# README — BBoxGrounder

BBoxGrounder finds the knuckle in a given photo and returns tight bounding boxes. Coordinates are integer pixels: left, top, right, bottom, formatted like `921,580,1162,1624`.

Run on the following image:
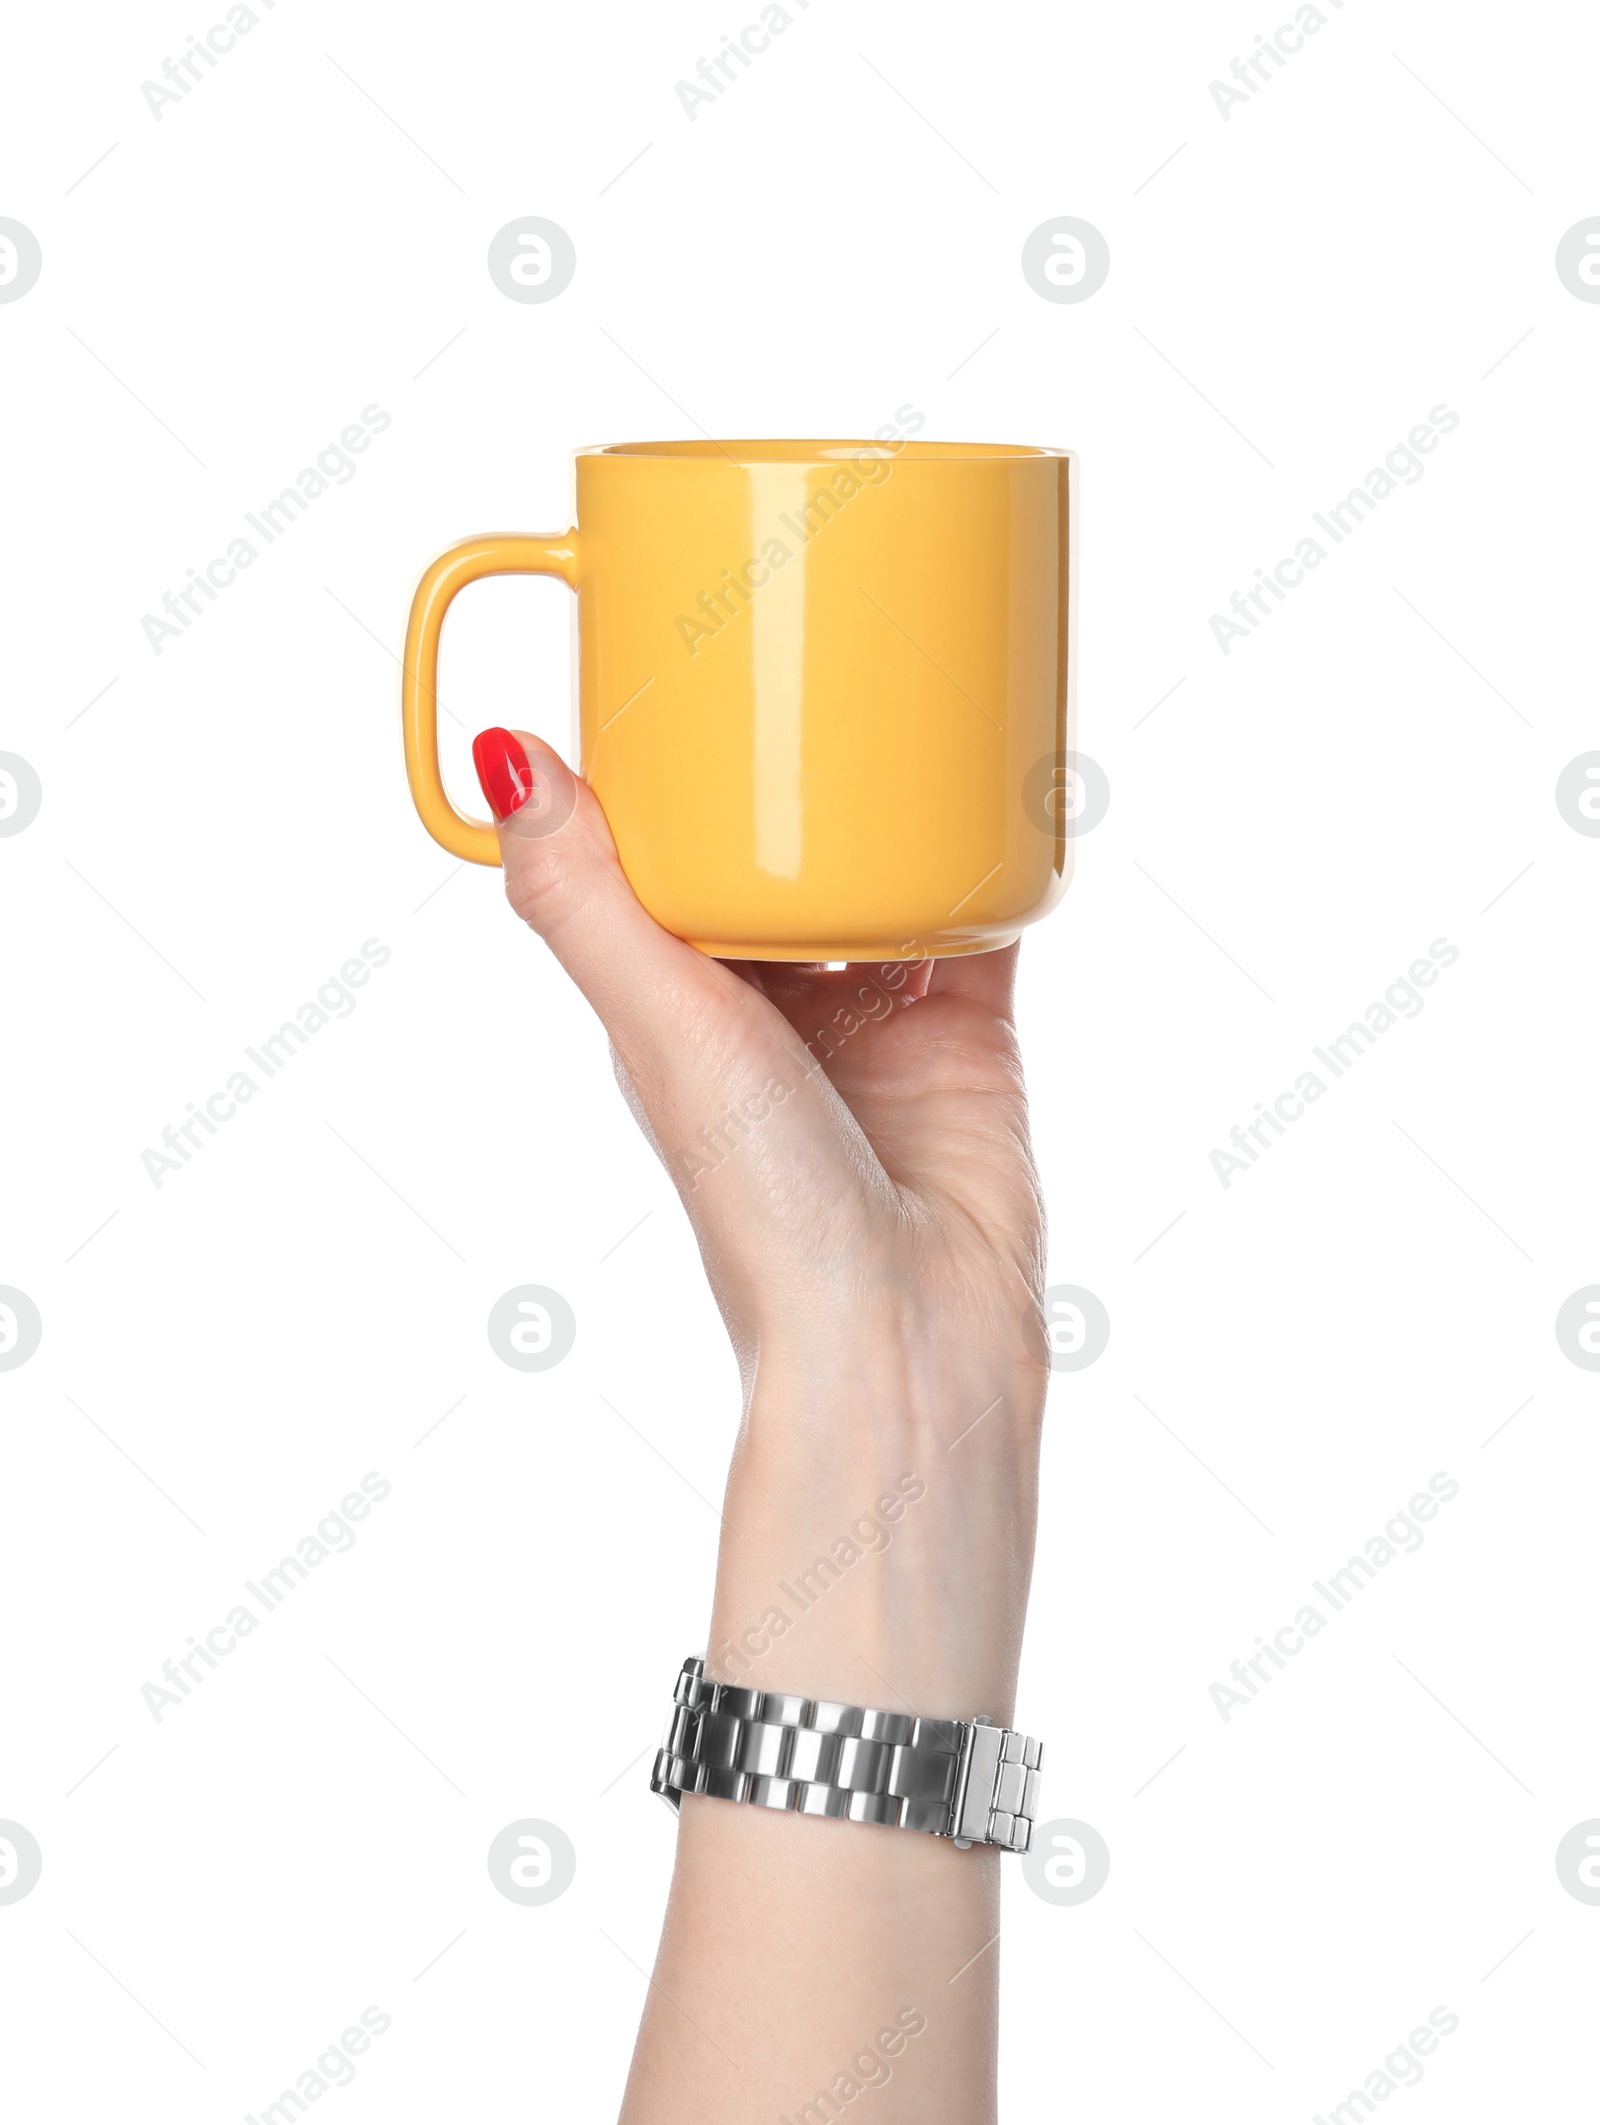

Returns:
502,840,580,933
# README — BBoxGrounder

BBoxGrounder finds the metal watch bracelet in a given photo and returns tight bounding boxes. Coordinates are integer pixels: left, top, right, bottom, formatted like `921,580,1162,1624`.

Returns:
651,1656,1043,1853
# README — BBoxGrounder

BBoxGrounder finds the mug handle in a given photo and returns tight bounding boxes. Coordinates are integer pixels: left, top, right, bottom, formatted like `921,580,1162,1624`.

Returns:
401,533,581,865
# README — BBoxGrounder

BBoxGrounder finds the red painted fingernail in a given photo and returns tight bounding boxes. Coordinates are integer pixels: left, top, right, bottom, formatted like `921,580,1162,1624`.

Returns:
472,727,533,821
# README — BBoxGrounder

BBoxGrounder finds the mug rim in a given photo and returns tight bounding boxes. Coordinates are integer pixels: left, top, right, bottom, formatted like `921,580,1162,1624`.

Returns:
577,438,1070,463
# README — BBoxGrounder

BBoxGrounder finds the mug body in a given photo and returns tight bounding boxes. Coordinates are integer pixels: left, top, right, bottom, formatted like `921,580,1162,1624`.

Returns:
572,439,1073,960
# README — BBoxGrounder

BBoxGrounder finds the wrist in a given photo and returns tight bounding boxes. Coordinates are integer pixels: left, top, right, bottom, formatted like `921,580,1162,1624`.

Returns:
703,1353,1044,1722
740,1281,1049,1416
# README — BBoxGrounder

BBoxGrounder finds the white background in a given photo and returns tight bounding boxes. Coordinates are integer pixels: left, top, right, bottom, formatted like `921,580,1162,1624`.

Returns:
3,0,1598,2118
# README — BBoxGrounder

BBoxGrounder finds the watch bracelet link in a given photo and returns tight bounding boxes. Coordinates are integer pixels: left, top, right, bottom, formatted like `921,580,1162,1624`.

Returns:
650,1656,1042,1853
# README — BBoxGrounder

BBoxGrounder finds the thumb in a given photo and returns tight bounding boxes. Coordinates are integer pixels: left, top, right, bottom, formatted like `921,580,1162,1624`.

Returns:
471,721,725,1023
472,722,632,950
470,725,804,1146
471,726,898,1317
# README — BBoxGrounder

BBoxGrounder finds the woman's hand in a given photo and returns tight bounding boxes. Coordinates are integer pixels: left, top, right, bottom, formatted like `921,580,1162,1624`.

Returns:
473,724,1049,2122
474,723,1049,1712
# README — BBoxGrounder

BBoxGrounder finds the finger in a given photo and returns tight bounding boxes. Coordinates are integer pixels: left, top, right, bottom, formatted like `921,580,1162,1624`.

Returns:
471,728,864,1214
929,939,1019,1016
741,959,932,1052
472,724,756,1089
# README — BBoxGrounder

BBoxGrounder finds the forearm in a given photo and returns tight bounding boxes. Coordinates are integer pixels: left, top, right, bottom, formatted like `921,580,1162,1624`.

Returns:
619,1342,1045,2123
622,1801,999,2123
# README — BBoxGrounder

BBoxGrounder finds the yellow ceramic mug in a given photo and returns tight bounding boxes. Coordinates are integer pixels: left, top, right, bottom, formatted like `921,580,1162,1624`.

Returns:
402,438,1076,960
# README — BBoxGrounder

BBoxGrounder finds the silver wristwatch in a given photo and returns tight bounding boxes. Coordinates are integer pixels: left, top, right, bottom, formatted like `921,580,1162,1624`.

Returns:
651,1656,1043,1853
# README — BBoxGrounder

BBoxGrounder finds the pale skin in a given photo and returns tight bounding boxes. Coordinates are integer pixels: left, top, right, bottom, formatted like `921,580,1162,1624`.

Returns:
478,731,1049,2123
